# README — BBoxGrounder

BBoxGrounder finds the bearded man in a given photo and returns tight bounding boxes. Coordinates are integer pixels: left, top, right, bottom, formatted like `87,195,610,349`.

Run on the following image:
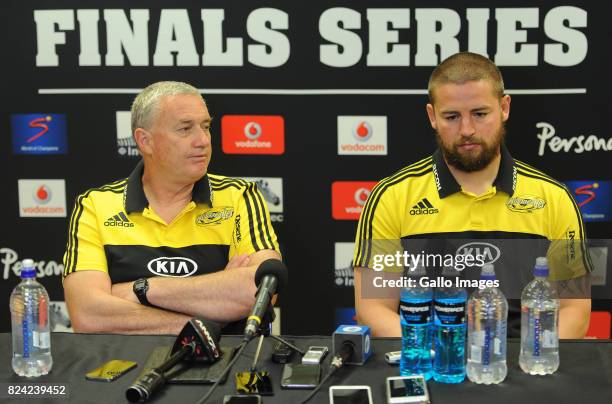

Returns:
352,52,591,338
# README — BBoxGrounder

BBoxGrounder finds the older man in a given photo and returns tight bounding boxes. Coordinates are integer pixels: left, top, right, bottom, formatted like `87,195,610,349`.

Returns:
353,52,591,338
63,81,281,334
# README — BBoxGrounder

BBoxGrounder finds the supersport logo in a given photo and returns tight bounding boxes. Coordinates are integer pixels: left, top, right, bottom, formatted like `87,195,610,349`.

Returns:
27,116,52,143
574,182,598,207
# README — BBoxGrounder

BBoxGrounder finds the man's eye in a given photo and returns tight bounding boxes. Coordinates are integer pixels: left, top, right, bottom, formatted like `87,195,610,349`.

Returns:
445,115,458,121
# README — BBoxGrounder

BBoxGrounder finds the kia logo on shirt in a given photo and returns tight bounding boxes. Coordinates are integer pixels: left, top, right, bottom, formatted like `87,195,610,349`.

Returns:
222,115,284,155
565,181,612,222
332,181,377,220
338,116,387,155
147,257,198,277
11,114,68,155
18,179,67,217
456,242,501,265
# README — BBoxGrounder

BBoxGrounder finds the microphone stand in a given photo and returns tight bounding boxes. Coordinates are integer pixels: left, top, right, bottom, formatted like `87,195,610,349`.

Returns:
196,308,304,404
248,306,306,356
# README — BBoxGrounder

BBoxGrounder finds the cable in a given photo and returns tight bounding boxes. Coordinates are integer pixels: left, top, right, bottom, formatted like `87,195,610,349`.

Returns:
298,365,339,404
194,339,250,404
297,342,355,404
268,334,306,356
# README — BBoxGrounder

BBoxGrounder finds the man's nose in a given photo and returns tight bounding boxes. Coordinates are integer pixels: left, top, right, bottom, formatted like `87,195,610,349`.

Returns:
193,126,211,147
460,116,476,137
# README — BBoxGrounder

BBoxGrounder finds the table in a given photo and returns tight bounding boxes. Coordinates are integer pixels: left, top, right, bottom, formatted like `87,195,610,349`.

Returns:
1,333,611,403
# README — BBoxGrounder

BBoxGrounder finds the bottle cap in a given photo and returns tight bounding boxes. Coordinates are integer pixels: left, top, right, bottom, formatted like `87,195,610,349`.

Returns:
20,259,36,279
480,263,496,280
407,263,426,276
534,256,549,277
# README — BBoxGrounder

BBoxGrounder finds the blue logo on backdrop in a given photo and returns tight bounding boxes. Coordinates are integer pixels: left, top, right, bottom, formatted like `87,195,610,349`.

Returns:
565,181,611,222
11,114,67,154
334,308,357,328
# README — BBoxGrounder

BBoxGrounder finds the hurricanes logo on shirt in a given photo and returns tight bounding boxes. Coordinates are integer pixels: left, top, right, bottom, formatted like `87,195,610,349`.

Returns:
506,195,546,213
196,207,234,226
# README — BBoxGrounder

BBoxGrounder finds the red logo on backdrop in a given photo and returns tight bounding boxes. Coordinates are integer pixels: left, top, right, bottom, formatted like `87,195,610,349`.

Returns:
332,181,378,220
575,182,598,207
221,115,284,155
33,185,52,204
353,121,373,142
27,116,52,143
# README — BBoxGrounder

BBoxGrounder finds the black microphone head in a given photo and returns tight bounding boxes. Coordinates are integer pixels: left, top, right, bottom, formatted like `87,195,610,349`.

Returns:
172,318,222,363
254,259,288,294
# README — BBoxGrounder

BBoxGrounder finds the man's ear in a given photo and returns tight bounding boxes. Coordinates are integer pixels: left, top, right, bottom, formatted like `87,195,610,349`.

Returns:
134,128,152,154
500,94,511,122
426,103,437,130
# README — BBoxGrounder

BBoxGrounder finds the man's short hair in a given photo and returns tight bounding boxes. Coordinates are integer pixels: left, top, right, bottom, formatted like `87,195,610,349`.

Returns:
131,81,203,133
427,52,505,104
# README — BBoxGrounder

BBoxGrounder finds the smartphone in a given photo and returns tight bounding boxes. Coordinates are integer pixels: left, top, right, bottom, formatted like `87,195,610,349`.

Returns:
223,395,262,404
385,351,401,365
329,385,373,404
235,370,273,395
386,375,430,403
301,346,329,365
85,360,137,382
280,363,321,389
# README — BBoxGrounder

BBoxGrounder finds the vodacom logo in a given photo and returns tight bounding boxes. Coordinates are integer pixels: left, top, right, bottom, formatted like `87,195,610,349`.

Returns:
353,121,373,142
33,185,52,204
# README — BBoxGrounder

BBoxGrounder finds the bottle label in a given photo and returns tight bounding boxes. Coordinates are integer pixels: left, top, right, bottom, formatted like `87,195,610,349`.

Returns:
434,301,465,325
470,345,482,363
542,330,558,348
33,331,50,349
533,309,541,356
400,300,432,324
471,328,498,365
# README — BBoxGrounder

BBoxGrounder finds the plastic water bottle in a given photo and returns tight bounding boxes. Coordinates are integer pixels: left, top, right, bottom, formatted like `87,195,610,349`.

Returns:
466,264,508,384
433,268,467,383
519,257,559,375
400,265,433,379
10,259,53,377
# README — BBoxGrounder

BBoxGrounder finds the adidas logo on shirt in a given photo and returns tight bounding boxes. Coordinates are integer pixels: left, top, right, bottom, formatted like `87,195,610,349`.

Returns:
104,211,134,227
409,198,439,215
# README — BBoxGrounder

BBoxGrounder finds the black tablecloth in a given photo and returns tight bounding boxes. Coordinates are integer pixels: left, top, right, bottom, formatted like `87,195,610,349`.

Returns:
1,333,611,403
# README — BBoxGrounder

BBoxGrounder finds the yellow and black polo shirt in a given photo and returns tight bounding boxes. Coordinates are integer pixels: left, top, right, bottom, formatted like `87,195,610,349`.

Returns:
353,144,592,281
63,160,279,284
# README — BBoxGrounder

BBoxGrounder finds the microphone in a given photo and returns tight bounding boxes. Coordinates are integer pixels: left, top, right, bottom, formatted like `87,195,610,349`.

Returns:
126,318,221,403
332,325,373,366
243,259,288,341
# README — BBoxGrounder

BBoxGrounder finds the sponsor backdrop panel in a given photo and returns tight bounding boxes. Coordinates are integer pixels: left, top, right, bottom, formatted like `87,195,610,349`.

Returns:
1,1,611,335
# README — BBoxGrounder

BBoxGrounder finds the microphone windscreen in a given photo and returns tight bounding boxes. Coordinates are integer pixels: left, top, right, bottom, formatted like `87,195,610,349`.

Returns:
173,317,222,362
254,259,288,293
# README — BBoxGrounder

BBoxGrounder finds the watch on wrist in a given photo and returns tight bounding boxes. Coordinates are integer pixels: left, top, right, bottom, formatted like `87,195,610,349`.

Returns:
133,278,150,306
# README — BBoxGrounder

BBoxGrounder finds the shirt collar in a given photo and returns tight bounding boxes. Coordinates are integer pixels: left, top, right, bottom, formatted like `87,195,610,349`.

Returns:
432,143,516,199
124,160,212,213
